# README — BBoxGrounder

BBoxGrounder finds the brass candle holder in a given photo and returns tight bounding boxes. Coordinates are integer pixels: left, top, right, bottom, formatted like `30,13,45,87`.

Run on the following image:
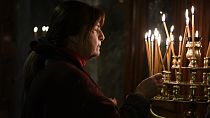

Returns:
186,37,202,68
190,71,197,84
189,85,197,101
207,73,210,85
176,55,181,68
203,72,207,85
161,84,169,100
173,85,180,100
162,70,171,82
204,57,210,68
204,86,208,99
208,87,210,102
176,71,182,83
172,55,177,68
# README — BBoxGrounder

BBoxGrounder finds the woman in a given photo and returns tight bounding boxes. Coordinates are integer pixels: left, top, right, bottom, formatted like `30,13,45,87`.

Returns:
21,1,163,118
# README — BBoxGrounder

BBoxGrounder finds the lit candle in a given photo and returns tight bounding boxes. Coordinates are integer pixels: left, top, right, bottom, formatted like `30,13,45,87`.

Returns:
145,32,151,76
162,14,170,39
178,35,182,56
148,30,152,53
195,30,198,38
151,34,155,75
191,6,195,37
185,9,191,37
33,26,38,40
191,6,195,57
179,28,188,72
148,30,152,73
166,39,170,71
170,25,175,56
154,28,159,74
46,26,49,32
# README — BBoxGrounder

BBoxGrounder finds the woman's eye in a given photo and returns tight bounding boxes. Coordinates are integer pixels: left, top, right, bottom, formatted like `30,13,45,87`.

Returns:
93,27,100,32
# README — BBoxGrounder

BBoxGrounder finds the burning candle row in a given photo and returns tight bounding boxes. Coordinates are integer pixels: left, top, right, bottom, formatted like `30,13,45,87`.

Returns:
144,6,207,75
145,29,165,76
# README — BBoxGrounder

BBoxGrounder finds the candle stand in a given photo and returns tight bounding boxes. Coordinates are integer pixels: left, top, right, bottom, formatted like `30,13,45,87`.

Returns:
150,37,210,118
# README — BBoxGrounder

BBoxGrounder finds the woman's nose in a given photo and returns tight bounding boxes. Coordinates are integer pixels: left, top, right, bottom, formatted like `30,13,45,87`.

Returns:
99,30,105,41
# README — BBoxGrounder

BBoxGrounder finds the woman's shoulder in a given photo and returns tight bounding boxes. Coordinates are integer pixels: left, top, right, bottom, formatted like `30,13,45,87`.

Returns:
46,60,84,74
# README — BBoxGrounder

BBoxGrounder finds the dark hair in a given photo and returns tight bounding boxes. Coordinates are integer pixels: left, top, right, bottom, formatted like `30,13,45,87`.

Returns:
45,0,105,47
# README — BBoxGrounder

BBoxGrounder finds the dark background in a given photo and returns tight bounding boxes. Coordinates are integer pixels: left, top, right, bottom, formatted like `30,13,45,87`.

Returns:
0,0,209,118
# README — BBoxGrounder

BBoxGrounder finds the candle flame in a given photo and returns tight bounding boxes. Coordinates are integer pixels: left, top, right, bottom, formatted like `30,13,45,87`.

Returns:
185,9,189,18
162,14,166,22
148,30,152,38
191,6,194,14
154,28,159,38
145,32,148,39
195,30,198,37
46,26,49,32
34,26,38,33
179,35,182,42
170,25,174,32
42,26,46,31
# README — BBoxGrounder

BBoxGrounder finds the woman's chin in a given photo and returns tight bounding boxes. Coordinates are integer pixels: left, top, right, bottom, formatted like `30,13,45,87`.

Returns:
89,52,100,59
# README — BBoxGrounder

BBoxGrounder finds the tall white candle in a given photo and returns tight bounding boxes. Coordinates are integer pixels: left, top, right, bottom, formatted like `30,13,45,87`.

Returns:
178,35,182,56
185,9,191,37
148,30,152,73
191,6,195,57
154,28,159,74
170,25,175,56
162,14,170,39
145,32,151,76
151,35,155,75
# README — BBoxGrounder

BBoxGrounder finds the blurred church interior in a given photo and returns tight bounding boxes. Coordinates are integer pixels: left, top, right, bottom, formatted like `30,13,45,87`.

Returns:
0,0,209,118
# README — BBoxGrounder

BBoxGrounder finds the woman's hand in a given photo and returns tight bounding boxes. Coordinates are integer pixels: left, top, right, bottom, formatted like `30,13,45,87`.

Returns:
135,73,164,100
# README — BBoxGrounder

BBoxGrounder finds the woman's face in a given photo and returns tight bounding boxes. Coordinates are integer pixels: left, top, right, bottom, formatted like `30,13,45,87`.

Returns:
83,19,105,59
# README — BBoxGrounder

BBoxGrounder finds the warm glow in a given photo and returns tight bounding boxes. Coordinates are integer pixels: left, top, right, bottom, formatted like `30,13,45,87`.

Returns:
170,25,174,33
148,30,152,38
46,26,49,32
195,30,199,37
179,35,182,42
162,14,166,22
154,28,159,38
185,9,189,18
151,34,155,42
191,6,194,14
145,32,148,40
42,26,46,31
34,26,38,33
